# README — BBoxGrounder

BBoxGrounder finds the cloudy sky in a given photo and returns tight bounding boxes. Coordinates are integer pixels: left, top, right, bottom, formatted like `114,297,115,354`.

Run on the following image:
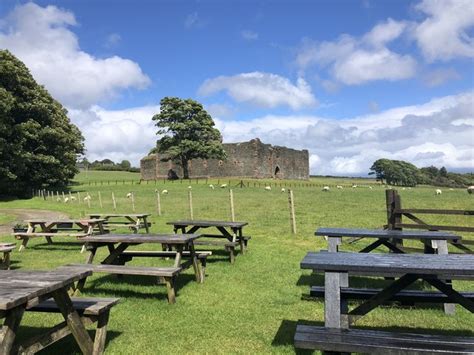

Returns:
0,0,473,175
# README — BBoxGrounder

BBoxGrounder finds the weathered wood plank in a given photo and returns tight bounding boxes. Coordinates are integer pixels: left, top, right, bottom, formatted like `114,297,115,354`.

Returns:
315,227,460,240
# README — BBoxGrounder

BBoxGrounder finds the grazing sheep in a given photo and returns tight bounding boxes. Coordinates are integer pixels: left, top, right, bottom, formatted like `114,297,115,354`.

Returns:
336,185,343,189
402,187,406,191
70,196,76,201
161,189,168,195
126,192,132,198
265,186,271,191
467,186,474,194
436,189,442,195
352,185,357,188
56,197,62,202
83,195,91,201
209,184,215,189
449,188,454,191
188,186,192,189
368,186,373,190
220,184,227,188
322,186,330,191
63,197,69,203
281,188,286,192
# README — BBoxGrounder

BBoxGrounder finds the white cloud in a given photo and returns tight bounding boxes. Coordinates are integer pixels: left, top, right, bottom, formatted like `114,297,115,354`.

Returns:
422,68,460,87
241,30,258,40
198,72,317,110
414,0,474,62
296,19,417,85
0,3,150,109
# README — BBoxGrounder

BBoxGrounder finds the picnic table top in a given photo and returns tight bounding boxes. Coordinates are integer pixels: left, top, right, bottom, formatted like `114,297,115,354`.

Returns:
167,220,248,228
88,213,151,218
0,269,91,310
25,218,106,224
79,233,200,244
301,251,474,278
315,227,460,240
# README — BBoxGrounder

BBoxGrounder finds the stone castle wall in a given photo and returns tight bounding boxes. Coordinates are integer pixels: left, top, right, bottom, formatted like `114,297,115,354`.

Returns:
140,138,309,180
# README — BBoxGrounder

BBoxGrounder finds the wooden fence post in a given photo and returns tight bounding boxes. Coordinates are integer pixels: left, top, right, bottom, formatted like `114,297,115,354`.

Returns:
131,192,135,212
288,189,297,234
112,192,117,211
229,189,235,222
156,191,162,216
188,190,193,220
98,191,103,208
385,189,402,230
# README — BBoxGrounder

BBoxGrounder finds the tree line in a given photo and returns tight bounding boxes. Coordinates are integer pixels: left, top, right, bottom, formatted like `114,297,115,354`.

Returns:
369,159,473,187
78,158,140,173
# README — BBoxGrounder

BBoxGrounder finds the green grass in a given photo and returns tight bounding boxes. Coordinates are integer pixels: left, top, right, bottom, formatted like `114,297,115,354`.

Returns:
0,212,16,224
1,172,473,354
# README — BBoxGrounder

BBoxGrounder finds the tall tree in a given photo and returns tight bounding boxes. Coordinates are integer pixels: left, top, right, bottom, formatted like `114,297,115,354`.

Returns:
369,158,419,186
152,97,226,179
0,50,84,197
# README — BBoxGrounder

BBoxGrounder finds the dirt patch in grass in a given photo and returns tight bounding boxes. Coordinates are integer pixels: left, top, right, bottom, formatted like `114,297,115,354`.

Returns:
0,208,69,234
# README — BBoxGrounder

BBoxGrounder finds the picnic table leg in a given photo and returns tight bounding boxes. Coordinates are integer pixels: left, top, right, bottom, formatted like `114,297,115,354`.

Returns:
143,217,150,233
1,305,25,354
432,240,455,314
327,237,349,288
324,271,348,329
1,251,11,270
188,243,202,283
52,287,94,355
18,236,29,252
93,311,110,355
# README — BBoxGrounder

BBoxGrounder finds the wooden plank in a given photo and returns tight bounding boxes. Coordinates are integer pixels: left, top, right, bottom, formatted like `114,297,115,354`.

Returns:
315,227,460,240
28,297,119,316
396,223,474,233
301,252,474,278
294,325,474,353
79,233,200,244
397,208,474,215
167,220,248,228
62,264,182,277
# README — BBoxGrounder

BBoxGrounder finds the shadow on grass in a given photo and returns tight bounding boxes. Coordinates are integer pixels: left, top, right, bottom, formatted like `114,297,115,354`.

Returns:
16,324,121,355
80,273,196,301
272,319,322,354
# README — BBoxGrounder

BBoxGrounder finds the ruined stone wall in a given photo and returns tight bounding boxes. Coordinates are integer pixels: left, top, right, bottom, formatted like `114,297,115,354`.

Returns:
140,138,309,180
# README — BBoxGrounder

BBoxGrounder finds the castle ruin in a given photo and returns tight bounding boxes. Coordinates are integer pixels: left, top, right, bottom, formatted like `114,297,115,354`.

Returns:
140,138,309,180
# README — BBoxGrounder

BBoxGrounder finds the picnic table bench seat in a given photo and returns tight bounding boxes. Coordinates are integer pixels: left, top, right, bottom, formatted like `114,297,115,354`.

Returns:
62,263,182,303
294,325,474,354
14,232,89,238
310,286,474,305
0,243,15,270
24,297,119,355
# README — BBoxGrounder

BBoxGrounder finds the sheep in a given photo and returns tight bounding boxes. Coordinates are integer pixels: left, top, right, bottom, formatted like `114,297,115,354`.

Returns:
126,192,132,198
322,186,330,191
467,186,474,194
352,185,358,188
368,186,373,190
436,189,442,195
188,186,192,189
402,187,406,191
336,185,343,189
220,184,227,188
449,188,454,191
161,189,168,195
63,197,69,203
281,188,286,192
264,186,271,191
70,196,77,201
209,184,215,189
56,197,62,202
83,195,91,201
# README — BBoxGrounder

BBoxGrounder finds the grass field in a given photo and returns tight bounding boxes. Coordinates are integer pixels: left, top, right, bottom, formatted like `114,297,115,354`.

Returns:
0,172,473,354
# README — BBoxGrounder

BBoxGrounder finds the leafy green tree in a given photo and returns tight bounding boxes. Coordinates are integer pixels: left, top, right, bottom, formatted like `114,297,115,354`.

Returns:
369,158,419,186
0,50,84,197
152,97,226,179
120,160,131,170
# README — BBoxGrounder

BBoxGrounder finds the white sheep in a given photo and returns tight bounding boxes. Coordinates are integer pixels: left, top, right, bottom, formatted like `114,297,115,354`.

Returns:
63,197,69,203
209,184,215,189
188,186,192,189
220,184,228,188
281,188,286,192
56,197,62,202
436,189,442,195
336,185,343,189
402,187,406,191
322,186,330,191
265,186,271,191
70,196,77,201
161,189,168,195
368,186,373,190
467,186,474,194
83,195,91,201
449,188,454,191
126,192,132,198
352,185,358,188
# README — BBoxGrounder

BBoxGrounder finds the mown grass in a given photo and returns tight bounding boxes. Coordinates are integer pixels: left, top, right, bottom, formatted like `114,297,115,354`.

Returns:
0,172,473,354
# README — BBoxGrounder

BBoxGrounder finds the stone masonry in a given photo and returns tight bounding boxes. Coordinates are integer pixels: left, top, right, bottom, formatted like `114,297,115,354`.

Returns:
140,138,309,180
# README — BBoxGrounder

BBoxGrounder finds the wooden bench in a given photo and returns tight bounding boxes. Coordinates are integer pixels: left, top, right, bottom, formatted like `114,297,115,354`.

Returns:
62,264,182,304
310,286,474,305
194,236,250,264
294,325,474,354
25,297,119,355
0,243,15,270
119,250,212,275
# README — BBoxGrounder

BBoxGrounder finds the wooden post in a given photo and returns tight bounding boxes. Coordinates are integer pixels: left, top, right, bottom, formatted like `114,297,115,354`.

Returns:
156,191,162,216
131,192,135,212
229,189,235,222
56,191,59,201
86,194,91,209
69,191,72,201
112,192,117,211
77,191,81,204
98,191,103,208
188,190,193,220
62,191,65,201
288,189,297,234
385,189,403,250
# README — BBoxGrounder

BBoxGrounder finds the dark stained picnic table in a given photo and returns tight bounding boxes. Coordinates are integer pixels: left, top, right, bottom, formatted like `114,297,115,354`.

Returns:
88,213,151,233
0,268,94,354
296,251,474,353
69,233,203,303
167,220,249,263
315,227,462,254
13,218,107,251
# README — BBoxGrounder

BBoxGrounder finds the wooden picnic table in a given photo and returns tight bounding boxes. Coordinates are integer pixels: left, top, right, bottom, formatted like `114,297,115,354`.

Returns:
88,213,151,233
167,220,250,263
13,219,107,251
68,233,203,303
0,243,15,270
0,268,96,354
315,227,462,254
296,251,474,353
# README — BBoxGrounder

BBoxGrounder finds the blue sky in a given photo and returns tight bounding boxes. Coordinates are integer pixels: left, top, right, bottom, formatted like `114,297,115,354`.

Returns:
0,0,473,175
